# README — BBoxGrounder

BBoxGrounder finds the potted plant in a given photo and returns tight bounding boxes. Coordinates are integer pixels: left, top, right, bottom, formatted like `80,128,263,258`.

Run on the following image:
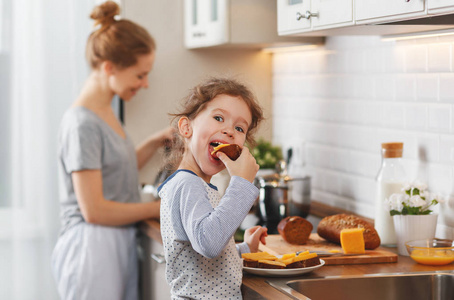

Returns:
385,181,442,256
251,138,283,176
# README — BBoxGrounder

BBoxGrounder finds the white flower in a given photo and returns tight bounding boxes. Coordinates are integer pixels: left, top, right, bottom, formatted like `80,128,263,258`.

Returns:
385,181,441,215
408,195,426,208
401,182,411,192
414,181,428,191
385,193,405,211
420,190,431,199
430,193,444,204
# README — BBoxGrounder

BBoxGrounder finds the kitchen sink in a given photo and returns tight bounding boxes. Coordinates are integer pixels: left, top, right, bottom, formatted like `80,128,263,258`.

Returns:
266,272,454,300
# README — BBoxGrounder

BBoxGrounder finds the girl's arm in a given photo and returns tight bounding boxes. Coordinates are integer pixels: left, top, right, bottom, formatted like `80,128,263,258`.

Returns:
180,176,259,259
73,169,160,225
136,127,174,170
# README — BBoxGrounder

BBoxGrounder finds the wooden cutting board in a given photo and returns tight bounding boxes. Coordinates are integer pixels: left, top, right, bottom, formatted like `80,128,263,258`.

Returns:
259,234,398,265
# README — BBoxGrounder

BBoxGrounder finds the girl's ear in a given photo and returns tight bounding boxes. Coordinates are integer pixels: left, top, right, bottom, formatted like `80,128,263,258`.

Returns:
178,117,192,138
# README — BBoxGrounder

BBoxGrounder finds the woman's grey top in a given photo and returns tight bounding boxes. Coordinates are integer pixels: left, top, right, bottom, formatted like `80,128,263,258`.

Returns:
57,106,140,235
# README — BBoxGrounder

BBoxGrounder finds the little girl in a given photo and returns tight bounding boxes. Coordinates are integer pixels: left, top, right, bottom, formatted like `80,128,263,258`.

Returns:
158,77,268,299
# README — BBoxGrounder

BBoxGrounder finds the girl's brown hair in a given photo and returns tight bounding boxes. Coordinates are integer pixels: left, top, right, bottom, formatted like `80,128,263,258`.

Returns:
86,1,156,70
166,77,264,171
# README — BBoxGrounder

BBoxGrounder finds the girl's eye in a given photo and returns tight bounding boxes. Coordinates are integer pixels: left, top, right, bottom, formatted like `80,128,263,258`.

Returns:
235,126,244,133
214,116,223,122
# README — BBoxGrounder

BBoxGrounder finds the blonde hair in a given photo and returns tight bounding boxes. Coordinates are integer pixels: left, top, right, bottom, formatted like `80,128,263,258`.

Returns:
86,1,156,70
166,77,264,171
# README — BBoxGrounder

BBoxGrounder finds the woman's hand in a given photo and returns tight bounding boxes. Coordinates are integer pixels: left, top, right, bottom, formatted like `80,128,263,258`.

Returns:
244,226,268,253
153,126,175,146
136,126,175,169
216,146,259,183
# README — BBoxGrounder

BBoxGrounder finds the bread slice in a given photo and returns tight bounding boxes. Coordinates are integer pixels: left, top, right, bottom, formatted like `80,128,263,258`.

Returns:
257,260,286,269
242,252,278,268
211,144,242,161
285,252,320,268
278,216,313,245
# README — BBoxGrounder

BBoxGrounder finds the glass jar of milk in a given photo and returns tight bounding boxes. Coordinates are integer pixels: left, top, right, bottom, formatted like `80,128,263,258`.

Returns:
375,142,406,246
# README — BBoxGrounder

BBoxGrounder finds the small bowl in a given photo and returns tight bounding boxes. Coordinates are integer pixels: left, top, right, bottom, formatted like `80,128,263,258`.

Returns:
405,239,454,266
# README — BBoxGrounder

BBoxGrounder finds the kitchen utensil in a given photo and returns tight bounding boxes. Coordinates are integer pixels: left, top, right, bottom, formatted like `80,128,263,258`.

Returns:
295,250,365,257
256,173,311,233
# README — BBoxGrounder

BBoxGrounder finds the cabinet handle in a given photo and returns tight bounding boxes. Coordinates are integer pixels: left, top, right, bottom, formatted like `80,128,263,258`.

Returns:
296,11,319,21
151,253,166,264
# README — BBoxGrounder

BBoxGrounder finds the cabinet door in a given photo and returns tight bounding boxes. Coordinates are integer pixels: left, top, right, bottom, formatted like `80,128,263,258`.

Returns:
184,0,228,48
311,0,353,29
138,235,171,300
356,0,425,22
150,239,171,300
277,0,312,34
428,0,454,13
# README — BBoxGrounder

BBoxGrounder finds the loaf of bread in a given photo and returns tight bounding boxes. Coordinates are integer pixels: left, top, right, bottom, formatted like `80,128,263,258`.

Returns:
277,216,313,245
317,214,380,250
211,144,242,161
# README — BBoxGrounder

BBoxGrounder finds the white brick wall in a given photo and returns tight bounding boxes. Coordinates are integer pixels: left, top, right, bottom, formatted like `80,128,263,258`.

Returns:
272,35,454,238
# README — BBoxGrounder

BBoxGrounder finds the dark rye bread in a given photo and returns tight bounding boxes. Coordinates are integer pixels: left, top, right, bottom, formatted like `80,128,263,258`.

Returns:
317,214,381,250
257,260,286,269
243,259,258,268
211,144,242,161
277,216,313,245
286,257,321,269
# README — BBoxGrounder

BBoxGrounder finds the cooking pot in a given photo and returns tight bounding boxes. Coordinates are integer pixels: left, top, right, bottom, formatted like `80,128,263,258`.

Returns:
255,173,311,234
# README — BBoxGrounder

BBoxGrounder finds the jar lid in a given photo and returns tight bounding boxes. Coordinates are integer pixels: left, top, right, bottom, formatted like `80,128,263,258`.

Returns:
381,142,403,150
381,142,403,158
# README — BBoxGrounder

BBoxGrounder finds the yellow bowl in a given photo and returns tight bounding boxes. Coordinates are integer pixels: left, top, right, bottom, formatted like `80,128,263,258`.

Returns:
405,239,454,266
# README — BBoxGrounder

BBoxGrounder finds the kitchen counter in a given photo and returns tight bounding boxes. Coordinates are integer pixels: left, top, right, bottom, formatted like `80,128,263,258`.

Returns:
140,205,454,299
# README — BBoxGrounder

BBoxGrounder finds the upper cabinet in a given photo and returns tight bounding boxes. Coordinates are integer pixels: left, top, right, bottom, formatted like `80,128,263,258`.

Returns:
184,0,229,48
355,0,425,24
277,0,354,35
428,0,454,14
277,0,454,36
184,0,323,49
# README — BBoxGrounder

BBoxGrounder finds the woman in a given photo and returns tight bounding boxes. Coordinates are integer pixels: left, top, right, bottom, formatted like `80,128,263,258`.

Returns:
51,1,171,299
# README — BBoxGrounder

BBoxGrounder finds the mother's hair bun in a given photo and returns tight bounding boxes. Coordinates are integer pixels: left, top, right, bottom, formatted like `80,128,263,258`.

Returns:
90,1,120,27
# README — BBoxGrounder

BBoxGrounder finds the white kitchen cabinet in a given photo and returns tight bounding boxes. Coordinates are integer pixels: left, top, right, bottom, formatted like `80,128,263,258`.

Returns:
138,234,171,300
355,0,426,24
184,0,228,48
428,0,454,14
277,0,354,35
184,0,322,49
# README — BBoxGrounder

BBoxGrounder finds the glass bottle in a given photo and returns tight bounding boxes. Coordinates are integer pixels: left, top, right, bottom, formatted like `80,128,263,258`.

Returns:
375,142,406,246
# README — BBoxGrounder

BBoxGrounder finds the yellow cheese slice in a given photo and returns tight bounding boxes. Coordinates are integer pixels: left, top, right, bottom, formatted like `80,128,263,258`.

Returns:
296,251,310,257
277,258,294,265
282,253,296,260
292,252,317,262
340,228,366,254
241,252,277,261
258,260,286,267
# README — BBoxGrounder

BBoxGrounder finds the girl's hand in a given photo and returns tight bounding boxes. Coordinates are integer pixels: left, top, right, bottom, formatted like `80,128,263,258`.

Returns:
244,226,268,253
216,147,259,182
